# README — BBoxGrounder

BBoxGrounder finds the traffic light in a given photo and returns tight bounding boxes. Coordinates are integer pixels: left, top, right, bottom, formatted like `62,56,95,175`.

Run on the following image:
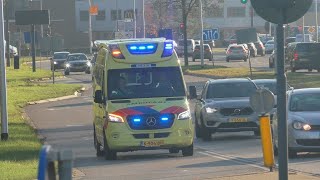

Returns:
179,23,184,33
240,0,248,4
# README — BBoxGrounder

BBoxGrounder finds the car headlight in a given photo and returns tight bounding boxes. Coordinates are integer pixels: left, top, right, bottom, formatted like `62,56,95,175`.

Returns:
206,107,218,113
86,61,92,67
108,114,124,123
293,121,311,131
65,63,71,68
177,110,191,120
53,61,58,65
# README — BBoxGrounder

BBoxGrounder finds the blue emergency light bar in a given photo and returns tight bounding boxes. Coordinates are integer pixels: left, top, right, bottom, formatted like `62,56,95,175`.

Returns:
161,41,174,57
127,43,158,55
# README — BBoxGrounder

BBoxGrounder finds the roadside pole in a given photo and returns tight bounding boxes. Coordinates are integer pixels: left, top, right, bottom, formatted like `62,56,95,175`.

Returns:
0,0,9,141
199,0,204,68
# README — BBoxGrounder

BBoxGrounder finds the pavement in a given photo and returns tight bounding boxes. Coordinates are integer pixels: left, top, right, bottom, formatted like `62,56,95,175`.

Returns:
24,56,320,180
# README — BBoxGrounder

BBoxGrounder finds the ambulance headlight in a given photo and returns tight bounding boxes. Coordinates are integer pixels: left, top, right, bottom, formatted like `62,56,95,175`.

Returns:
108,114,124,123
86,61,92,67
177,110,191,120
65,63,71,68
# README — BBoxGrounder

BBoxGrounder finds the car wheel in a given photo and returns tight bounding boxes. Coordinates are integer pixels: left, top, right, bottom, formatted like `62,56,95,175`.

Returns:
182,143,193,157
192,58,195,62
273,143,278,156
103,131,117,160
288,148,297,159
64,70,70,75
254,130,261,136
169,148,180,154
94,126,104,157
200,116,211,141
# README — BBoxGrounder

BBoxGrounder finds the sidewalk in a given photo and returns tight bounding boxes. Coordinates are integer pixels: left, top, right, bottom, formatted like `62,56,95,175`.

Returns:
214,171,320,180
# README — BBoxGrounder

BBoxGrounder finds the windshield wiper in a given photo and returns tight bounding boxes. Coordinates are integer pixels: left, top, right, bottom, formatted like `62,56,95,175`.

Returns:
166,97,184,101
111,100,131,103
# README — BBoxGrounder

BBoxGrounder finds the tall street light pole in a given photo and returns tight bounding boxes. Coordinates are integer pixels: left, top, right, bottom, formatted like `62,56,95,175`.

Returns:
88,0,92,54
0,0,9,141
133,0,136,38
316,0,318,42
5,1,9,67
143,0,145,38
199,0,204,68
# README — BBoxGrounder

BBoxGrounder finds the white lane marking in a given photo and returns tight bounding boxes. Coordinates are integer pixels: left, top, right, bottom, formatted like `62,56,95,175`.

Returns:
66,125,85,127
47,107,72,111
82,137,92,141
199,151,268,171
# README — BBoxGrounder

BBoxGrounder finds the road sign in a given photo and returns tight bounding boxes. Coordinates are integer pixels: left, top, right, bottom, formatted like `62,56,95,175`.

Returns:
203,29,219,40
158,29,173,40
250,88,275,115
251,0,312,24
89,6,98,16
115,31,133,39
308,26,315,33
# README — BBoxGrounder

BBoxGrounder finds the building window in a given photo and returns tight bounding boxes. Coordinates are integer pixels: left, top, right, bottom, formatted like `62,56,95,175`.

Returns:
96,10,106,21
205,7,224,18
111,10,122,21
227,7,246,17
80,10,89,21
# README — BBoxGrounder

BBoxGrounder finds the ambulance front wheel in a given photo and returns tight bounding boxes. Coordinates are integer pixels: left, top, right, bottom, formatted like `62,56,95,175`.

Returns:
103,131,117,160
182,143,194,157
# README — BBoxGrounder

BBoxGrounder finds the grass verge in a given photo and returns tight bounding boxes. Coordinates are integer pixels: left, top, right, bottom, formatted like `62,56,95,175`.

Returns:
0,64,81,180
212,48,226,54
183,65,320,88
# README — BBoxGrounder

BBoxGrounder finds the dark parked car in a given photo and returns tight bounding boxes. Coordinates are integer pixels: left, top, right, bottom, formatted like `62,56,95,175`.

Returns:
285,37,296,46
247,42,257,57
64,53,92,75
192,44,213,61
50,52,70,70
288,43,320,72
254,41,266,56
191,78,260,141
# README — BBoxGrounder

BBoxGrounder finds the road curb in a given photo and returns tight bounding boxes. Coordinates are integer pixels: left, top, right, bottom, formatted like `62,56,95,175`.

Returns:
27,86,86,105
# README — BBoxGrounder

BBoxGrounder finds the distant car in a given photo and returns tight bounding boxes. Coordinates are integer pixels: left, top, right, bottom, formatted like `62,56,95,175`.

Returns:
192,44,213,61
288,43,320,72
254,41,266,56
192,78,260,141
239,44,250,56
285,37,296,46
265,40,275,54
273,88,320,158
64,53,92,75
269,50,275,68
247,42,257,57
50,52,70,70
226,44,248,62
177,39,195,57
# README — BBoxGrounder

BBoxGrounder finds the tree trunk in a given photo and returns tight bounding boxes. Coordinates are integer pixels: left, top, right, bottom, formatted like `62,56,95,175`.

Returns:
182,0,189,66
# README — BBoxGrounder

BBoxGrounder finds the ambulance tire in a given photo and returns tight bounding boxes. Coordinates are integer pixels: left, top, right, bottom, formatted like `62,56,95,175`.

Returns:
195,120,202,138
182,143,193,157
94,127,104,157
103,131,117,160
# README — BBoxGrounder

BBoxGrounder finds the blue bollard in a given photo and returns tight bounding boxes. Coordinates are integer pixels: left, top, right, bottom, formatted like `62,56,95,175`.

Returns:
37,145,51,180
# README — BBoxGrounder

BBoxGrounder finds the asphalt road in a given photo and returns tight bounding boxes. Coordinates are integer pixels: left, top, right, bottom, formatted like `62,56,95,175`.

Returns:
26,56,320,179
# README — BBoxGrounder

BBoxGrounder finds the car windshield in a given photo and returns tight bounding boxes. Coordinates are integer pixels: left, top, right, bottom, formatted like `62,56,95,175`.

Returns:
290,93,320,112
107,67,186,100
68,54,87,61
206,82,257,99
266,41,274,45
297,43,320,52
54,53,69,59
230,46,243,50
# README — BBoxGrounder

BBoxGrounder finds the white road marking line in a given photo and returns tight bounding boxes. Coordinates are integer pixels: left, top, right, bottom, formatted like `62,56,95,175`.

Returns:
66,125,85,127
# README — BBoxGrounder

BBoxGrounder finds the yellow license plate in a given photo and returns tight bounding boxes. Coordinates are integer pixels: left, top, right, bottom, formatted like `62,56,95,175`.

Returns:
229,118,248,122
142,140,165,147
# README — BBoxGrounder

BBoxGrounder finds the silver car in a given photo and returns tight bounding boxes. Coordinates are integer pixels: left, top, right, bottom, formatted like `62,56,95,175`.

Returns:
191,78,260,141
226,44,248,62
273,88,320,158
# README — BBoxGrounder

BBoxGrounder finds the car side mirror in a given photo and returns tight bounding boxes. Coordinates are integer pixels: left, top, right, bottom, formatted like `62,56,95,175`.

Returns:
49,57,53,60
94,90,104,104
188,86,197,99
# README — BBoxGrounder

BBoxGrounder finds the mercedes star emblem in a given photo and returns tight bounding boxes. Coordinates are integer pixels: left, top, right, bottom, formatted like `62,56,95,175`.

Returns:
146,117,156,127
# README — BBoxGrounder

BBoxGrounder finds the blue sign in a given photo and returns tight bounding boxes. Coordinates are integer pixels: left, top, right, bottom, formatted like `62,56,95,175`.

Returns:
158,28,173,40
24,31,39,44
203,29,219,40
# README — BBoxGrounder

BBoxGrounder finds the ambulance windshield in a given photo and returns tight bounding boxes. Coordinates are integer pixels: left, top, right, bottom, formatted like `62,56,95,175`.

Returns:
108,67,186,100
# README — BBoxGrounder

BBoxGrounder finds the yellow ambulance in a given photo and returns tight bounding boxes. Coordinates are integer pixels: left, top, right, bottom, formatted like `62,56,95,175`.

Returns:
92,38,194,160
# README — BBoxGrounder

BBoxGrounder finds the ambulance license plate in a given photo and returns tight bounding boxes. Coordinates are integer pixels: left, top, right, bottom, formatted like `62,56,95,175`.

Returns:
141,140,165,147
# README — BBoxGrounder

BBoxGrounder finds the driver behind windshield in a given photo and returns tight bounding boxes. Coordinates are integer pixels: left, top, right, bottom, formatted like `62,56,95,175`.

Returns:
111,77,132,98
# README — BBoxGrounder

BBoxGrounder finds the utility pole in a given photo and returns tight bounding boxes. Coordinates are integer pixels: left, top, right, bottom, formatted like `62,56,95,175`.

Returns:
250,5,254,27
5,1,9,67
316,0,318,42
142,0,145,38
199,0,204,68
88,0,92,54
1,0,9,141
133,0,136,38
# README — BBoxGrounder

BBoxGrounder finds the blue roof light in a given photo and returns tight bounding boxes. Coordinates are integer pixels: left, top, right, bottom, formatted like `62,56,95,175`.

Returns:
161,117,169,121
161,41,174,57
127,43,158,55
133,118,141,122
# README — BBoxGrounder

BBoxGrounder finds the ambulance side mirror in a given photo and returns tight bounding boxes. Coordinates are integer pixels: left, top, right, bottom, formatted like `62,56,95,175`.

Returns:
94,90,104,104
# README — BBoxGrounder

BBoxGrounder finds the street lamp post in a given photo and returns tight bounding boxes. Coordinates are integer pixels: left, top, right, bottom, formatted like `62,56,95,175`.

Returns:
88,0,92,54
133,0,136,38
143,0,145,38
316,0,318,42
199,0,204,68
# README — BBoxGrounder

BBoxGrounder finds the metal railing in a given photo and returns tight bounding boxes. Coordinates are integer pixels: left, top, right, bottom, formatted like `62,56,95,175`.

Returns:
37,145,74,180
